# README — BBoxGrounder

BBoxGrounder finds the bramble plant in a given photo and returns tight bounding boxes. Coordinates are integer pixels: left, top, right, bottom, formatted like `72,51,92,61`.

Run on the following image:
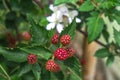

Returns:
0,0,120,80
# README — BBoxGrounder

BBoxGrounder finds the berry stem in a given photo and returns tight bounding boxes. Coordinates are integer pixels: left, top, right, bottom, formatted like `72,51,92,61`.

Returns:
60,44,63,48
51,55,55,60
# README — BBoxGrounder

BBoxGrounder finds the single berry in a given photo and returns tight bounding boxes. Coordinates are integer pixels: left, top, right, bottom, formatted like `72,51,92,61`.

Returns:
51,33,59,44
7,32,16,48
27,54,37,64
46,60,61,72
60,34,71,46
66,48,75,57
22,32,31,41
54,48,68,60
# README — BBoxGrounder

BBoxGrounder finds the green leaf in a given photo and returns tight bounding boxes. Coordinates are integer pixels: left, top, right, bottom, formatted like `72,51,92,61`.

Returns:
22,73,34,80
0,77,6,80
0,47,27,62
30,21,49,45
20,0,38,14
102,27,109,42
106,55,114,66
18,64,32,77
79,0,94,12
41,69,50,80
39,17,48,27
114,16,120,25
11,74,21,80
52,72,64,80
109,10,120,25
67,68,82,80
99,0,119,9
95,48,110,58
60,18,76,40
10,0,20,11
54,0,78,5
87,12,104,43
32,63,41,80
20,45,51,60
114,29,120,46
27,15,49,45
63,57,82,80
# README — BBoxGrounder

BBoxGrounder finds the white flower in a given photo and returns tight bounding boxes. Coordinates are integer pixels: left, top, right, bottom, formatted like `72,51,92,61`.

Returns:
46,4,81,33
46,11,64,33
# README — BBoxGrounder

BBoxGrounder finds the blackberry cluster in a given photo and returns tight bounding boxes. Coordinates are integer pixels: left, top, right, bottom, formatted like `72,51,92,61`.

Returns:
46,33,75,72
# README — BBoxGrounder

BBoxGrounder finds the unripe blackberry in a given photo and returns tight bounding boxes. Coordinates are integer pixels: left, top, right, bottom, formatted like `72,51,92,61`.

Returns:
80,59,86,66
6,32,16,48
60,34,71,46
54,48,68,60
51,33,59,44
46,60,61,72
27,54,37,64
66,48,75,57
22,32,31,41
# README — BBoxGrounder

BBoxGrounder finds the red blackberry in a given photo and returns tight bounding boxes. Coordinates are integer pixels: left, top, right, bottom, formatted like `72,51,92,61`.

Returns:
54,48,68,60
22,32,31,41
51,33,59,44
46,60,61,72
7,32,16,48
60,34,71,46
27,54,37,64
66,48,75,57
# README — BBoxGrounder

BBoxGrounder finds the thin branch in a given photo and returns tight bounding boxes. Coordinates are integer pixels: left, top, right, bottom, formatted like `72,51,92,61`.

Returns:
33,0,44,9
95,40,107,48
79,30,87,36
78,29,120,55
78,30,107,48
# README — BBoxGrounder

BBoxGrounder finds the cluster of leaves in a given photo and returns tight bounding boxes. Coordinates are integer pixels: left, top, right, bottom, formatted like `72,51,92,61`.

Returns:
78,0,120,66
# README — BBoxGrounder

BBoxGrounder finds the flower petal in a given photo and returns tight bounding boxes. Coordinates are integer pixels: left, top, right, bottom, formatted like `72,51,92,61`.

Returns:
47,15,56,22
58,4,69,13
69,10,78,18
56,11,63,22
71,10,78,16
49,4,54,11
56,24,64,33
68,18,72,24
51,11,63,22
76,18,81,23
46,23,55,30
